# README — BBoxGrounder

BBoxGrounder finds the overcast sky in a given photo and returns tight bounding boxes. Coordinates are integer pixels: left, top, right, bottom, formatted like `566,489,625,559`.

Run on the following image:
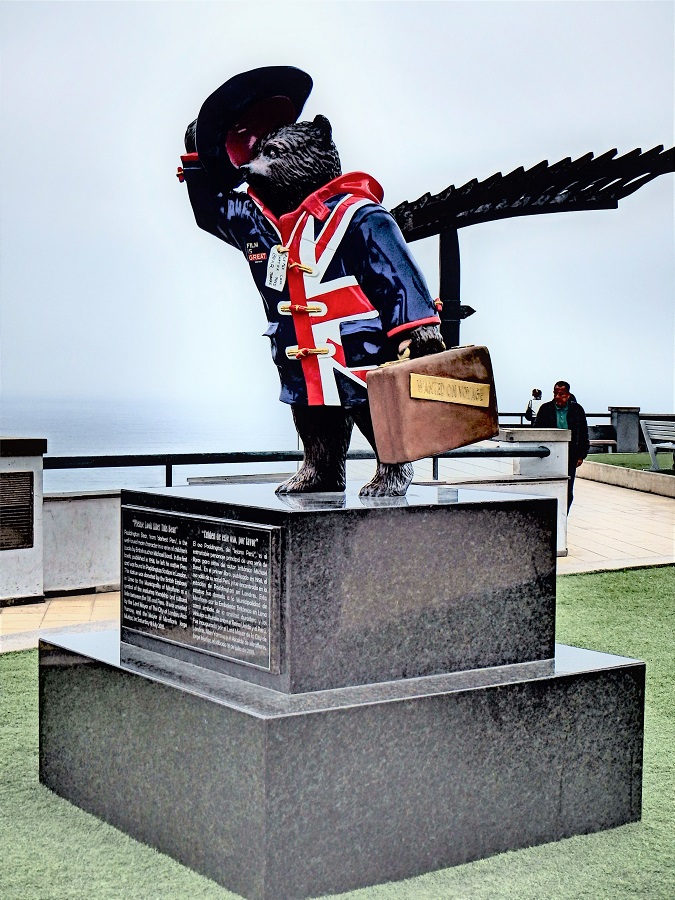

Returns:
1,0,673,419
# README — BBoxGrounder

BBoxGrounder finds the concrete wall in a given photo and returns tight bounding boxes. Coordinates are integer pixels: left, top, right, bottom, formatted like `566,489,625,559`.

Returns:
579,460,675,498
0,454,44,602
43,491,120,593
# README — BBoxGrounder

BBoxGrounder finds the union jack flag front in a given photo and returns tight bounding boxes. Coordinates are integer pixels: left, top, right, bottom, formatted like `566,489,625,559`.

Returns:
183,169,440,406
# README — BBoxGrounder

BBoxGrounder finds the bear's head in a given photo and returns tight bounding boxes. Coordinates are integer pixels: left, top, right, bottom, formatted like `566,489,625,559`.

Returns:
240,115,341,217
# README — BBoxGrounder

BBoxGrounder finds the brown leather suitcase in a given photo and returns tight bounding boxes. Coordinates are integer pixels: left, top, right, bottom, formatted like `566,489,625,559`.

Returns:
366,346,499,464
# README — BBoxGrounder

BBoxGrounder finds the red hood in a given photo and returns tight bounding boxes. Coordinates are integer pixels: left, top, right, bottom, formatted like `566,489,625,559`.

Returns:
248,171,384,227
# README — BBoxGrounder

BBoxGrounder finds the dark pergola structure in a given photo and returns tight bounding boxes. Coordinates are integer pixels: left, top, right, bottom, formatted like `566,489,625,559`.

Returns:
390,145,675,348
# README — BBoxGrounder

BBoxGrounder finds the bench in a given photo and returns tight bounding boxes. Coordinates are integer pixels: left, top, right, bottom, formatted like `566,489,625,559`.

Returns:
640,420,675,471
588,424,617,453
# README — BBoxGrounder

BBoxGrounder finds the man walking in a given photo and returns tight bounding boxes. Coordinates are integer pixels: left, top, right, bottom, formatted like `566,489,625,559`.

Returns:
536,381,589,510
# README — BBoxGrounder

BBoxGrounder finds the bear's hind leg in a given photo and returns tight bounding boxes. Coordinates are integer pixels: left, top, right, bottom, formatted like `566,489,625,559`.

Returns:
276,405,353,494
351,405,414,497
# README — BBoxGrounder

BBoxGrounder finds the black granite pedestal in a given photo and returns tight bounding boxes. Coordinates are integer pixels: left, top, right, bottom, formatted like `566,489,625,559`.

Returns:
119,484,557,692
40,633,644,900
38,484,645,900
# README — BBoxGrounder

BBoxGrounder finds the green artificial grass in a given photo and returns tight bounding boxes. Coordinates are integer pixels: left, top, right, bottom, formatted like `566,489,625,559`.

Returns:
1,566,674,899
587,451,675,473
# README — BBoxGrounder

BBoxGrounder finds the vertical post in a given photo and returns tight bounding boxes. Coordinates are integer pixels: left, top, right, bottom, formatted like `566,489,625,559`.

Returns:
438,227,461,348
608,407,641,453
165,464,173,487
432,456,439,481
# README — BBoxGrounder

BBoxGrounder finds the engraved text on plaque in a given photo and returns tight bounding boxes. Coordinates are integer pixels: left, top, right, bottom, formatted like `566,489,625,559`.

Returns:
122,508,279,672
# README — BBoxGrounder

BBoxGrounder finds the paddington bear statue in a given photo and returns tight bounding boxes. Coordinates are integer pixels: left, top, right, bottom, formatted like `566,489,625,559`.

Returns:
179,66,445,496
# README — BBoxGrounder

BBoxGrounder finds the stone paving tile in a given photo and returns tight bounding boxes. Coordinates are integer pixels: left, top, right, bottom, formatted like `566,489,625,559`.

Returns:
573,538,654,559
1,606,46,621
0,610,47,634
563,547,608,561
42,601,94,619
577,533,671,555
92,607,120,622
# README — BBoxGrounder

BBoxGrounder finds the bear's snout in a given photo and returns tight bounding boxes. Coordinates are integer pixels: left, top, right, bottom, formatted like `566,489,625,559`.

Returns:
240,157,273,180
238,160,255,178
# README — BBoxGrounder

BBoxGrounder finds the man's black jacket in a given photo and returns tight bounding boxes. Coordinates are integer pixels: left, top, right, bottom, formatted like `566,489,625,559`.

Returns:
535,400,590,465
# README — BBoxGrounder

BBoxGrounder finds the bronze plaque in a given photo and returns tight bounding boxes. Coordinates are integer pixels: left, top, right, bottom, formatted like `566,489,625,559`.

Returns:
410,373,491,407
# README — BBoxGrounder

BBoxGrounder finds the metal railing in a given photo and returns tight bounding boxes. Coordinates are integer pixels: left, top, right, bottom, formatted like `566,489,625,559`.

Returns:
499,412,610,426
41,412,667,487
44,445,551,488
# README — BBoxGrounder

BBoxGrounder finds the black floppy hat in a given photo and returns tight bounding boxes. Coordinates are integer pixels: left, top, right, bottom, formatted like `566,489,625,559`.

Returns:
196,66,313,188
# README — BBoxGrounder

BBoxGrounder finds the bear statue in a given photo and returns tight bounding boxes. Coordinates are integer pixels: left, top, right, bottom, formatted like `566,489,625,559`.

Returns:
179,67,445,496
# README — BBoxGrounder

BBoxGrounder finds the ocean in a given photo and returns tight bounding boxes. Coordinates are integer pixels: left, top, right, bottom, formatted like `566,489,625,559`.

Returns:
0,397,300,492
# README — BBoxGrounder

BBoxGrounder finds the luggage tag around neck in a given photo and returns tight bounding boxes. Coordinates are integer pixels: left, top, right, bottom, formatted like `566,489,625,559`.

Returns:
265,245,289,291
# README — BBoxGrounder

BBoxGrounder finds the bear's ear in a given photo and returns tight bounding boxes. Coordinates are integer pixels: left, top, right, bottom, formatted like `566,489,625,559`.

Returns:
312,115,333,142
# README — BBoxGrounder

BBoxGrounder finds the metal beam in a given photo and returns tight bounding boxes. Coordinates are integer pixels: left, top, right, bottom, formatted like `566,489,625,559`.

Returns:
391,145,674,242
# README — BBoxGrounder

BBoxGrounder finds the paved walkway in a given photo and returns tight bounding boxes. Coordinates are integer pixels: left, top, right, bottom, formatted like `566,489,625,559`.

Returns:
561,476,675,574
1,479,672,652
1,592,120,653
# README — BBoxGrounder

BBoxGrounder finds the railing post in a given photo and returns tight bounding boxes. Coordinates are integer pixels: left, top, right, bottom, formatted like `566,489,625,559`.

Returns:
432,456,439,481
166,464,172,487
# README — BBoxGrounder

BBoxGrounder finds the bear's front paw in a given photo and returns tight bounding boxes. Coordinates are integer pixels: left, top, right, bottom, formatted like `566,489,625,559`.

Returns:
407,324,446,360
359,463,414,497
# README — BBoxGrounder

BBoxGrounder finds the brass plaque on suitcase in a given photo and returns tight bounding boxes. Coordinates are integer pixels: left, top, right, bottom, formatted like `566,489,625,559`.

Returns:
409,373,491,407
366,346,499,464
